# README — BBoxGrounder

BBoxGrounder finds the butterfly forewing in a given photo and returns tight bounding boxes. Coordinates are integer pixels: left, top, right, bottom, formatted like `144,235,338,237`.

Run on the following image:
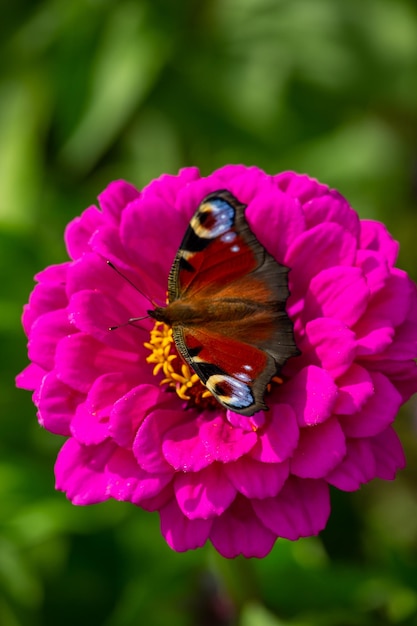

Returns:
168,191,258,299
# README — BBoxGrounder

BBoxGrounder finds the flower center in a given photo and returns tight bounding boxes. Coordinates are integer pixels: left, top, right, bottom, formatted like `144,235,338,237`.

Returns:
144,321,219,410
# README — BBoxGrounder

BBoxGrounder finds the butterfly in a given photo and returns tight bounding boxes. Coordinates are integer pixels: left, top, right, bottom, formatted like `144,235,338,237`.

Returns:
148,190,299,416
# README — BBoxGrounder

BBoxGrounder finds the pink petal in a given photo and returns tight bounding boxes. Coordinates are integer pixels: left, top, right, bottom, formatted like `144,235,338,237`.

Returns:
69,372,135,445
28,309,75,370
224,167,271,205
175,167,267,217
106,448,173,504
285,223,357,301
15,363,46,391
174,464,236,520
66,253,152,316
326,438,377,491
334,364,374,414
338,372,402,438
198,416,258,461
159,498,212,552
111,384,173,448
393,366,417,401
290,419,346,478
246,185,305,264
134,409,184,473
37,372,82,435
354,317,394,356
89,225,162,299
139,484,173,512
253,477,330,540
162,415,257,471
227,409,266,432
171,175,230,220
327,427,405,491
64,206,104,259
210,495,277,558
55,333,139,393
303,266,369,327
68,289,144,352
225,457,289,499
278,366,338,427
66,253,111,295
274,171,329,203
375,319,417,361
370,426,406,479
303,191,360,238
365,359,417,402
141,167,201,208
355,250,390,295
98,180,140,225
159,416,214,472
120,197,186,290
71,403,109,445
55,439,115,504
302,317,356,378
211,164,255,182
34,263,69,284
55,438,172,506
88,224,133,268
364,269,413,328
250,404,299,462
22,281,68,336
359,220,399,266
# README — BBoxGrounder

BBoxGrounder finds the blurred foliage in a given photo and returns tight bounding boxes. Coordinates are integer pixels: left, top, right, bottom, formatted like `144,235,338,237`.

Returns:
2,0,417,624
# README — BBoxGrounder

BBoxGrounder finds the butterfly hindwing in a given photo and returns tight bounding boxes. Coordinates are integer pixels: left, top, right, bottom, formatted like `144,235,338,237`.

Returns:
173,325,277,415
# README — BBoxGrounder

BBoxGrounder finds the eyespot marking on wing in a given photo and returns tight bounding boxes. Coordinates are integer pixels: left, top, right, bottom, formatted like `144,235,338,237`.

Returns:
205,374,254,410
190,198,235,239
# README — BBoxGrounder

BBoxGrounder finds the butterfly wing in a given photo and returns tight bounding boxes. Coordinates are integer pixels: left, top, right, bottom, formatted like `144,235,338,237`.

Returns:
169,191,265,300
172,325,278,415
168,190,299,416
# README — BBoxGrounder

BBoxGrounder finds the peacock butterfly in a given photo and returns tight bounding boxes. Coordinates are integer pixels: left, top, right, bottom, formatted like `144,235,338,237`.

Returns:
148,190,299,416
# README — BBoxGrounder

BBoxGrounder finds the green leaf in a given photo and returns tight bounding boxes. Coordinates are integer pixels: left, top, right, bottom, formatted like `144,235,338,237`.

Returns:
58,4,170,174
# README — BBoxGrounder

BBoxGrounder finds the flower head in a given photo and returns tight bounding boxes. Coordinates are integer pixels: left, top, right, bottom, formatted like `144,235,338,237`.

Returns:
17,166,417,558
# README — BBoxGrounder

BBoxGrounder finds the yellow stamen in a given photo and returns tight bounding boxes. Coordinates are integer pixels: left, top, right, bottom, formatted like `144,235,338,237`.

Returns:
144,320,218,410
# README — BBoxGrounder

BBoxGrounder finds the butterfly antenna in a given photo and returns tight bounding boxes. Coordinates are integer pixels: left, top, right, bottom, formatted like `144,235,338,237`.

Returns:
108,315,150,332
106,260,156,307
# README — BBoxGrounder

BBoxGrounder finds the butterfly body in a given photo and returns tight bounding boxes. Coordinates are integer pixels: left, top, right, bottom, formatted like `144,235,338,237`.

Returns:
148,190,299,416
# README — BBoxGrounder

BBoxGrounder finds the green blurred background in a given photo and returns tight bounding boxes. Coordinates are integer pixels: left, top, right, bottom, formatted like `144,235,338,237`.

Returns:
2,1,417,624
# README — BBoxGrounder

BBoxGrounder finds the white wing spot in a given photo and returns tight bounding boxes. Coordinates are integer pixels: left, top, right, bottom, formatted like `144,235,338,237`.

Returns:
235,372,252,382
220,232,237,243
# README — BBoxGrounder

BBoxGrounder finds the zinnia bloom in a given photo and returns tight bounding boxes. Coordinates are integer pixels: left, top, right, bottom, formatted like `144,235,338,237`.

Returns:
17,165,417,558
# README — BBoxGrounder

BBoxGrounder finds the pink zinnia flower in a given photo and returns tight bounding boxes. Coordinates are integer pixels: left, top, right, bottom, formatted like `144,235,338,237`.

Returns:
17,165,417,558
